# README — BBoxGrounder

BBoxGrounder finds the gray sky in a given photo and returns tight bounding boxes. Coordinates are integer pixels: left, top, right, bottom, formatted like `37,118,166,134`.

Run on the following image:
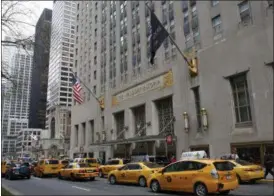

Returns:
2,1,53,38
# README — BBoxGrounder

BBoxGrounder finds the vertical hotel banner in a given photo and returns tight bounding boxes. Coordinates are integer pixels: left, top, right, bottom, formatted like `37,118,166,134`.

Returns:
112,70,173,106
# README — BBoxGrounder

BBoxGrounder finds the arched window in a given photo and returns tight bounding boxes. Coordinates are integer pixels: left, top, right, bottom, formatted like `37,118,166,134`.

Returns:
50,117,55,139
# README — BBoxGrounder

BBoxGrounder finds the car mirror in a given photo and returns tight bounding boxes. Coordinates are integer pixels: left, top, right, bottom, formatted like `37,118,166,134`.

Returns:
160,169,165,174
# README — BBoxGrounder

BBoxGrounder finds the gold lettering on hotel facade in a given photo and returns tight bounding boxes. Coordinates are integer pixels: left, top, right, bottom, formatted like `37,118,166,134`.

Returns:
112,70,173,106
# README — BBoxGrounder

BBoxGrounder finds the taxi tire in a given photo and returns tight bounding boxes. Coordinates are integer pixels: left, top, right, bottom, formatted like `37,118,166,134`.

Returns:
90,177,95,181
150,180,161,193
236,174,242,184
109,175,116,185
99,170,104,178
58,172,62,179
194,182,208,196
70,173,75,181
27,175,31,179
219,190,230,195
138,176,147,187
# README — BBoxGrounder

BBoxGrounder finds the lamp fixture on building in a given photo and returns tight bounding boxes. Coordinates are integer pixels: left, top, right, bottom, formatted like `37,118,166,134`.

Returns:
102,132,106,141
201,108,208,130
123,126,129,131
183,112,189,132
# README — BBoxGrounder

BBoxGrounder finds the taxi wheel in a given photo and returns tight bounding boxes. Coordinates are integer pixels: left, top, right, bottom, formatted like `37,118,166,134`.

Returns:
90,177,95,181
138,176,147,187
150,180,161,193
109,175,116,185
219,190,230,195
99,170,104,178
194,183,208,196
70,173,75,181
58,173,62,179
27,175,31,179
236,174,242,184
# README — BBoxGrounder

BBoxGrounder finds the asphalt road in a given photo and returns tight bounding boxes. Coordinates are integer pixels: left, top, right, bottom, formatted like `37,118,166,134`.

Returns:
2,176,273,196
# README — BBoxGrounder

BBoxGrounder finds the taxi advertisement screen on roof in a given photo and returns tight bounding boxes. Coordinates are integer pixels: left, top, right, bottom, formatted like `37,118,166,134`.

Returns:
180,151,208,160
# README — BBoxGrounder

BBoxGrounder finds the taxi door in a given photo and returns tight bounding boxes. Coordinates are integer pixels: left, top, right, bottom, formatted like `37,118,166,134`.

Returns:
63,164,74,178
176,161,199,192
158,162,181,190
125,164,142,183
37,160,44,175
1,161,7,175
116,165,129,182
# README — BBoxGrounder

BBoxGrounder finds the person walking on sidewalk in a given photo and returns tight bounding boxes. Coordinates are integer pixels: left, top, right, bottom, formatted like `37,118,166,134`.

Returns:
264,151,274,179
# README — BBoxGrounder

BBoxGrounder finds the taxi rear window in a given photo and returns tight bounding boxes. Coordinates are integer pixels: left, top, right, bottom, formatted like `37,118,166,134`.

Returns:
143,162,162,168
61,160,69,164
46,160,59,164
235,159,252,166
77,163,89,168
123,159,131,164
86,159,97,163
213,161,234,171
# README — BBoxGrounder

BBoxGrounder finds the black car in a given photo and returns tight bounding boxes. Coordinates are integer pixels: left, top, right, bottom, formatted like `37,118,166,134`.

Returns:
5,162,31,180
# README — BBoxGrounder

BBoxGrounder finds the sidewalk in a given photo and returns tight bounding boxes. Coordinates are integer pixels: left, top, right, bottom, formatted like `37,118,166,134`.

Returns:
260,173,274,183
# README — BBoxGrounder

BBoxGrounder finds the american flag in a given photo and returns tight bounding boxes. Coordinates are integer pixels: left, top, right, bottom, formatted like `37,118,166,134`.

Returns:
72,74,83,104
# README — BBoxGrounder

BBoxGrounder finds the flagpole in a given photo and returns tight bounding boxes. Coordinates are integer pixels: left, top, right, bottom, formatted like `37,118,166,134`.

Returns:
70,69,103,110
145,3,193,68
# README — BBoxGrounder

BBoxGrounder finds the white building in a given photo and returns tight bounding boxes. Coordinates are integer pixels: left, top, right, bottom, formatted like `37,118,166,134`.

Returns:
70,1,273,164
45,1,76,156
16,128,44,158
1,37,33,158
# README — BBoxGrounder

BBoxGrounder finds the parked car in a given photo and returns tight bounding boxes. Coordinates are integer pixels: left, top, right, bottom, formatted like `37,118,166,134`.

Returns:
5,162,31,180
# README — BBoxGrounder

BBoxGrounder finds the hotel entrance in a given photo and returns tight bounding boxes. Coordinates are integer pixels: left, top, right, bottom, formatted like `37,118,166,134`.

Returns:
231,142,274,165
131,141,154,156
113,143,131,159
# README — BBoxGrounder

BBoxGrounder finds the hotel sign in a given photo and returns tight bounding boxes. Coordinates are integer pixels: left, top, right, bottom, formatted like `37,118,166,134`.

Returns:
112,70,173,106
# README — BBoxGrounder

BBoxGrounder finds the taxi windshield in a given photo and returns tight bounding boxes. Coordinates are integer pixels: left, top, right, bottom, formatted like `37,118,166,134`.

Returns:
46,160,59,164
86,159,97,163
235,159,253,165
143,162,162,168
77,163,89,168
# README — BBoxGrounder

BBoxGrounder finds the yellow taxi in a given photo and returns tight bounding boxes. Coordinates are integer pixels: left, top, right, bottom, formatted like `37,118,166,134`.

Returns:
1,161,7,177
226,159,264,183
1,160,17,177
108,162,163,187
74,158,100,168
98,158,130,178
58,159,70,170
147,159,239,196
34,159,60,177
58,162,99,181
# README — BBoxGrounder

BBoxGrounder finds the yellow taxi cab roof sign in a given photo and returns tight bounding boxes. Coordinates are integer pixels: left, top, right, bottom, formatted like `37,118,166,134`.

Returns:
180,151,208,161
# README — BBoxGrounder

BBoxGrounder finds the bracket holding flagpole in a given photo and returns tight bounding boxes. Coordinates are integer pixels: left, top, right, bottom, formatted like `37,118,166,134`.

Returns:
145,2,198,76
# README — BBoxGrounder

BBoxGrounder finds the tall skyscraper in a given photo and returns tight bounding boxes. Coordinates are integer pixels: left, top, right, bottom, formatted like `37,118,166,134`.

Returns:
43,1,76,156
29,8,52,129
1,37,33,157
70,1,273,164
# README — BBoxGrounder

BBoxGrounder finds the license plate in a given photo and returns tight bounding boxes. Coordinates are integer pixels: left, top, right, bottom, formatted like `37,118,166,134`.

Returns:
256,170,260,173
87,170,93,173
226,175,231,180
52,167,57,169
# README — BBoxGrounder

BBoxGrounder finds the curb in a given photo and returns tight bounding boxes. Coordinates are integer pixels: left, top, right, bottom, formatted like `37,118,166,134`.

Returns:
2,183,23,196
259,179,274,184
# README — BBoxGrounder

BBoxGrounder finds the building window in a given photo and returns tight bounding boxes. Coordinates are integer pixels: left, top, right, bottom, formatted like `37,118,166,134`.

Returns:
212,14,222,35
238,1,251,23
211,0,219,7
192,87,202,129
230,73,252,124
93,85,96,94
94,70,97,80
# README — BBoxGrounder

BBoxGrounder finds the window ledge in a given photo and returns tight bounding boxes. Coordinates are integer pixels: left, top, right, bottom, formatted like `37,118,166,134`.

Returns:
235,121,253,128
231,123,254,136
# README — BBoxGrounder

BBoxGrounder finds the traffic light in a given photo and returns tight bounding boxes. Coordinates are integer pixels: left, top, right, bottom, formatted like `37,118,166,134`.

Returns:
189,56,198,77
99,97,105,109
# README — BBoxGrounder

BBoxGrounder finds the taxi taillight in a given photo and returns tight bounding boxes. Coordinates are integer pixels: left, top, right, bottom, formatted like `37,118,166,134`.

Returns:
79,169,86,173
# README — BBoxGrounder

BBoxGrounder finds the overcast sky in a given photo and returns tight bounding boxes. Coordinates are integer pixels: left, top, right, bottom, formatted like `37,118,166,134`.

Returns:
25,1,54,36
2,1,53,39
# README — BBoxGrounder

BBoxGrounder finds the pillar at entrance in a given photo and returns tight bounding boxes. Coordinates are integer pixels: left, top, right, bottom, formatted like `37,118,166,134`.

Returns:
78,123,84,147
70,126,77,149
151,101,159,135
128,108,135,138
85,121,90,148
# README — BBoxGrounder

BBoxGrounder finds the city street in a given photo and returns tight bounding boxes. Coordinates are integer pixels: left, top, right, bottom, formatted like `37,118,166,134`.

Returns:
2,177,273,196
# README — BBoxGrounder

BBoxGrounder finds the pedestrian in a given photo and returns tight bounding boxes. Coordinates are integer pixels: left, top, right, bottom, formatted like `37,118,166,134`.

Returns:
264,152,274,179
170,155,176,163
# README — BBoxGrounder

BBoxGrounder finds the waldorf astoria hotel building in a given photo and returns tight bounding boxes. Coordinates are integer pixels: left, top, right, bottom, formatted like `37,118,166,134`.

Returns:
70,1,273,164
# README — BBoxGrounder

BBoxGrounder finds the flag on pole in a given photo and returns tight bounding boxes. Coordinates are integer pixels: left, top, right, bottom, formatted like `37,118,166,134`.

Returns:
150,11,169,64
72,74,83,104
